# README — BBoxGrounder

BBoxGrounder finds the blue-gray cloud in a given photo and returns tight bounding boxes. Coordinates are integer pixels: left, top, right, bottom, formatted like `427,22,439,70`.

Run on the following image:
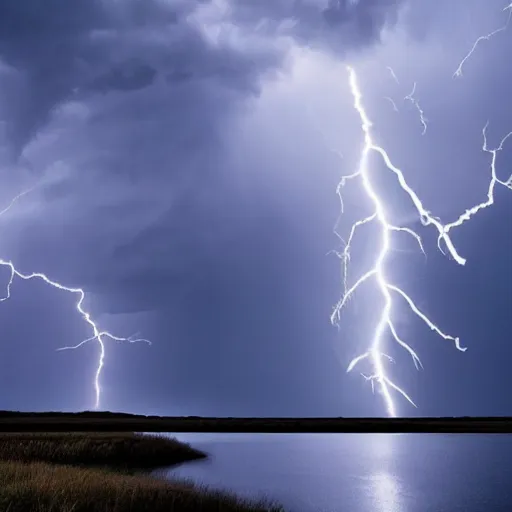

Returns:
1,0,511,417
0,0,405,152
0,0,405,308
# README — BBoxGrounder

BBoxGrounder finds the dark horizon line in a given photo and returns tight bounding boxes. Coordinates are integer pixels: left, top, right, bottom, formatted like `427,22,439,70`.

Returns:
1,411,512,433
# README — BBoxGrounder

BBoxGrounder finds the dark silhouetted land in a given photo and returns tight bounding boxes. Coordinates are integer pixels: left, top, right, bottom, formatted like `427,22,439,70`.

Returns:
0,432,283,512
1,410,512,433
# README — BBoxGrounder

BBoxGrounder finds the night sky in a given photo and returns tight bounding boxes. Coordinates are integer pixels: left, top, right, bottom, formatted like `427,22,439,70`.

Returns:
0,0,510,418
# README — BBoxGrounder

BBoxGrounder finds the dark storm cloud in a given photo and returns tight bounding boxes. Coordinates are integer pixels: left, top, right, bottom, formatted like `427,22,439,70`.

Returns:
0,0,406,152
0,1,222,152
0,0,283,154
88,60,157,94
0,0,406,296
230,0,404,51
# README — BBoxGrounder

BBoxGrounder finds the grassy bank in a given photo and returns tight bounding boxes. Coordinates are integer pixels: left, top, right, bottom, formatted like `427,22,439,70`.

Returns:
0,433,283,512
0,432,206,470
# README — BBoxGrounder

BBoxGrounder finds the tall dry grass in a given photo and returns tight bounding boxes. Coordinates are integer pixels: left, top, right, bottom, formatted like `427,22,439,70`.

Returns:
0,460,283,512
0,432,205,470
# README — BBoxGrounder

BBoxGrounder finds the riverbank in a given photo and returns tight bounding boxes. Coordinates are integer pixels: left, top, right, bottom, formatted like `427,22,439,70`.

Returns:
0,432,283,512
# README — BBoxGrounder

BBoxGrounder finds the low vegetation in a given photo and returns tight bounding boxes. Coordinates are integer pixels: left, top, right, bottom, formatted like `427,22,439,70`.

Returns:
0,433,283,512
0,432,206,470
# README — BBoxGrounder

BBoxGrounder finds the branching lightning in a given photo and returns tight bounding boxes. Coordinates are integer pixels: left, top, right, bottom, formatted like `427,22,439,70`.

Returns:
0,187,150,410
441,123,512,239
331,66,467,417
404,82,428,135
384,96,399,112
2,2,510,420
453,2,512,77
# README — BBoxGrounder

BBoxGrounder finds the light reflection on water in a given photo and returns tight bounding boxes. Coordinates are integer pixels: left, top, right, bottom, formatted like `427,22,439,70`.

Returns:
366,471,402,512
156,434,512,512
362,435,404,512
355,435,405,512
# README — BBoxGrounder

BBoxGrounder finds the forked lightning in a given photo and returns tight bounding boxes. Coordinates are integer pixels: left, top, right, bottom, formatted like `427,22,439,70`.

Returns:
0,189,150,410
404,82,428,135
331,66,468,417
441,123,512,239
454,2,512,77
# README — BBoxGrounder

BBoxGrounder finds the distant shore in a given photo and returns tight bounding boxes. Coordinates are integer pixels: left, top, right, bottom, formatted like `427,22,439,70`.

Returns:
0,410,511,433
0,432,283,512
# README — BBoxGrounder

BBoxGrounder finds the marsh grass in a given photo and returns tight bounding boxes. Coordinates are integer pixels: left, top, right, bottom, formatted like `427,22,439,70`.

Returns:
0,433,284,512
0,432,205,471
0,460,283,512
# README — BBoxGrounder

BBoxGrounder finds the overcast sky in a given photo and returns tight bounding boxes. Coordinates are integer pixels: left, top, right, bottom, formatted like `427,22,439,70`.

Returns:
0,0,510,418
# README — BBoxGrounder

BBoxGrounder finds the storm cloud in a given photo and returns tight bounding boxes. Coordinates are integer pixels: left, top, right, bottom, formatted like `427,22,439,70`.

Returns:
2,0,510,417
0,0,404,298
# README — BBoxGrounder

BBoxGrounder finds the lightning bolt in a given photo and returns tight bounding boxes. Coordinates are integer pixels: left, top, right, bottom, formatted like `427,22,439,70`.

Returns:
386,66,400,85
384,96,399,113
0,186,150,410
441,122,512,237
0,186,37,217
331,66,467,418
404,82,428,135
453,2,512,78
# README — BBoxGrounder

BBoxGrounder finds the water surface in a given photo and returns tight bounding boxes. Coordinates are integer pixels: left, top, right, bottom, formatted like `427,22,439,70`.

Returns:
158,434,512,512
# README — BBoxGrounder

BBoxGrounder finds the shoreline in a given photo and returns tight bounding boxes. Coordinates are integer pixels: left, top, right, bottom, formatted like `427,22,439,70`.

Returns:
0,432,284,512
1,410,509,433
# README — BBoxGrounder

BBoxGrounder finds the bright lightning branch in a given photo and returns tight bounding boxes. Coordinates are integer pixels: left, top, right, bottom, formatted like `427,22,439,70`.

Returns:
0,191,150,410
332,66,511,417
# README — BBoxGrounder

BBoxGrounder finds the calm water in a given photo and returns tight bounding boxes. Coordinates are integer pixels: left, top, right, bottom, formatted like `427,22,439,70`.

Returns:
156,433,512,512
